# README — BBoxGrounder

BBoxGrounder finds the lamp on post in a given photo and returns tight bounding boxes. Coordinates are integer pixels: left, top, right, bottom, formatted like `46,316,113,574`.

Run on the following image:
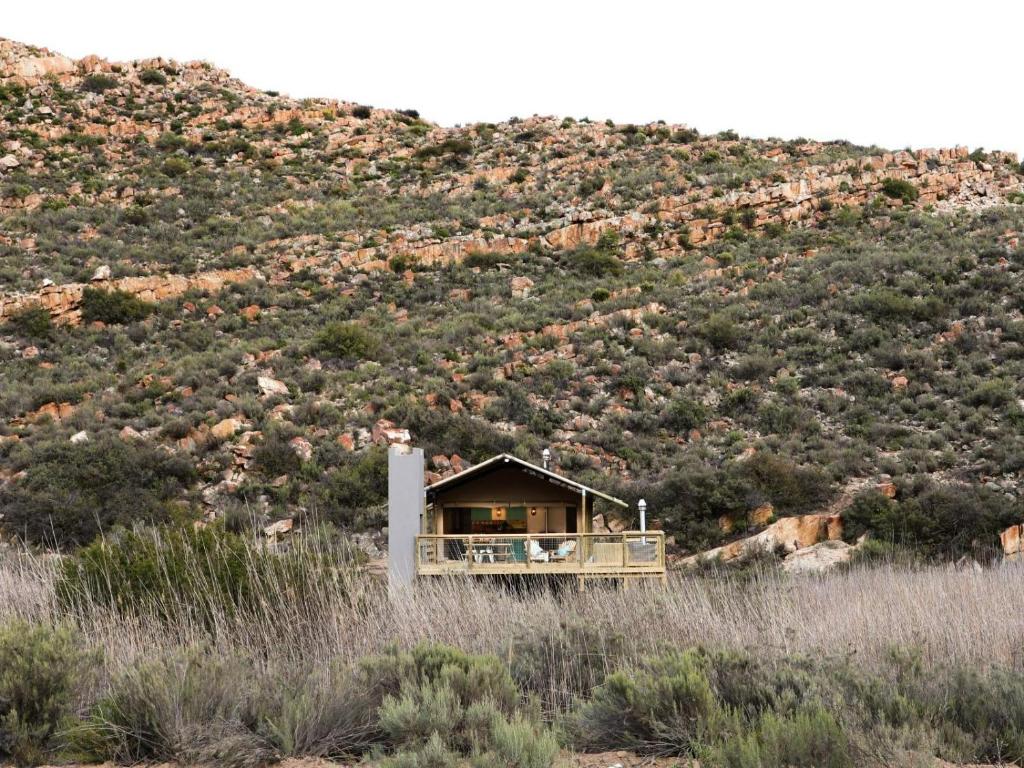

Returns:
638,498,647,544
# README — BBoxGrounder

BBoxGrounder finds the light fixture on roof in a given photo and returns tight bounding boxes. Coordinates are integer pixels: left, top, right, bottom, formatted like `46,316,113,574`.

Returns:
542,447,551,470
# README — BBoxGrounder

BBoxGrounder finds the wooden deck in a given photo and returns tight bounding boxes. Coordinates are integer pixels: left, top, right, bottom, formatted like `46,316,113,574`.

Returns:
415,532,666,582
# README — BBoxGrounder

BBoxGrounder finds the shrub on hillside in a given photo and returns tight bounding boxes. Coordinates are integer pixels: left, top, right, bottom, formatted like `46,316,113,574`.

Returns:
80,287,154,325
80,74,117,93
139,68,168,85
702,313,740,351
842,481,1020,561
561,246,622,277
661,396,708,432
5,305,53,341
880,178,919,204
0,436,195,548
312,321,379,363
0,622,94,767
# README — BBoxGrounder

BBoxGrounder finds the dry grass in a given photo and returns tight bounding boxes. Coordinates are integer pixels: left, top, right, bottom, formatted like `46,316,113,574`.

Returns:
4,545,1023,684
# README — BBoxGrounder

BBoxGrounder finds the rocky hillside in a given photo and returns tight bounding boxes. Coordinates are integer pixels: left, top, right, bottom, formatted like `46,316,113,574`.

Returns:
2,38,1024,557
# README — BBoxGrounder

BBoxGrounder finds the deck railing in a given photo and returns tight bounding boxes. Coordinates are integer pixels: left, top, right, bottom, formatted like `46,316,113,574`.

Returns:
414,532,665,577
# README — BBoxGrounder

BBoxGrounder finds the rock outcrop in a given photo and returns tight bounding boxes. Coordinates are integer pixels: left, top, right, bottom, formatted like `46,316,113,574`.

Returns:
681,513,844,567
0,268,263,326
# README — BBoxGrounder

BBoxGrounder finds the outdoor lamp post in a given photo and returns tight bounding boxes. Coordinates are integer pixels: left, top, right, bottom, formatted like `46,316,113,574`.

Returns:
638,498,647,543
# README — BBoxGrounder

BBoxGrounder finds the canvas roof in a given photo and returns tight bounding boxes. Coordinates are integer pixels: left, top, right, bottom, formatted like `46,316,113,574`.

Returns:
425,453,628,508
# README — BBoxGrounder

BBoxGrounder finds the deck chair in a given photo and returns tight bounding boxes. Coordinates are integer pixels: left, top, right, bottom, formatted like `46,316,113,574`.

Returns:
550,539,577,562
510,539,527,562
528,539,549,563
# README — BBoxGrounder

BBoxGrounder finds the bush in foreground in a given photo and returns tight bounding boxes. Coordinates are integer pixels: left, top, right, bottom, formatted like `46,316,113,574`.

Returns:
0,622,93,766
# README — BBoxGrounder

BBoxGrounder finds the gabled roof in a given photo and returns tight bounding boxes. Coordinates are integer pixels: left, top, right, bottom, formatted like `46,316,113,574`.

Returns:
425,453,628,508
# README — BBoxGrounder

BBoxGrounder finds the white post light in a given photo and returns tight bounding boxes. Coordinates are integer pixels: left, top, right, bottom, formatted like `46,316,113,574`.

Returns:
638,498,647,533
542,447,551,470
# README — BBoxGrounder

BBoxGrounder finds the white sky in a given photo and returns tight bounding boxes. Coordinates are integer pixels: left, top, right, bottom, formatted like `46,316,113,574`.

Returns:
4,1,1023,157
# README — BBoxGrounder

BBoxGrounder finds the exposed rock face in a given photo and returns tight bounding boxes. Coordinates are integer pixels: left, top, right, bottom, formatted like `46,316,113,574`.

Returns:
257,376,289,398
681,513,844,566
782,539,855,574
1001,524,1022,560
0,267,263,326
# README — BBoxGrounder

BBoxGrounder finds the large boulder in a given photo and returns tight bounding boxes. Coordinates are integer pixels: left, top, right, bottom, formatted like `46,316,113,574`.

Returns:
782,540,854,575
1001,524,1022,560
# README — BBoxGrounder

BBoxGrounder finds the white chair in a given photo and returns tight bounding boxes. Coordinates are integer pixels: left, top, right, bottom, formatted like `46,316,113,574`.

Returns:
528,539,549,562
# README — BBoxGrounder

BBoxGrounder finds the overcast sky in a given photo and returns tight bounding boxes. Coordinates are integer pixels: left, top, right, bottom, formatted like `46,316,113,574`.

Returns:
5,1,1023,157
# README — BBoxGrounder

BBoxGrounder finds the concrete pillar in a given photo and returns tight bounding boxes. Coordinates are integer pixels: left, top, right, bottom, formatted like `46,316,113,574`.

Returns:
388,444,424,588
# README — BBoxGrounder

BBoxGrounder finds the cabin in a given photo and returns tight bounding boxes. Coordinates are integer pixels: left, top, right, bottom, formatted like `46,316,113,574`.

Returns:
387,445,666,587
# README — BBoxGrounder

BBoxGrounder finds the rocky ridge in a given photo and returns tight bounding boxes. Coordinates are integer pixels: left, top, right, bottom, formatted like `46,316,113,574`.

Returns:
2,38,1024,558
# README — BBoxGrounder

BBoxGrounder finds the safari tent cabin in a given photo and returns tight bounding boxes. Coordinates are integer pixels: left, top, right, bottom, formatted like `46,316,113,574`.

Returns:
388,448,665,584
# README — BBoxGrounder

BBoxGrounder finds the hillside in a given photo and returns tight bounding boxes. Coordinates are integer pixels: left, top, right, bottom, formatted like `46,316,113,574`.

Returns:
2,38,1024,557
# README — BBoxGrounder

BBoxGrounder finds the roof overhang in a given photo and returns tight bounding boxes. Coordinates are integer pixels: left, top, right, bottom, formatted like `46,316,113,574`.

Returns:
425,453,628,508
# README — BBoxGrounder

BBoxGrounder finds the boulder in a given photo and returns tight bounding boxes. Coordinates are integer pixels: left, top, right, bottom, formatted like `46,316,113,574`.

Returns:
211,418,242,441
91,265,112,282
240,304,261,321
782,540,854,574
257,376,289,398
510,276,534,298
118,426,144,442
11,55,76,79
289,436,313,462
749,503,774,526
69,430,89,444
1001,524,1022,560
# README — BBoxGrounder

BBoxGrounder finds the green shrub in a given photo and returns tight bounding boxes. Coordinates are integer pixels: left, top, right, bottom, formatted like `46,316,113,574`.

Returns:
702,313,740,351
939,665,1024,763
880,178,919,204
0,436,195,548
0,622,94,766
75,648,269,764
80,287,154,325
312,321,379,362
81,74,117,93
361,643,553,765
252,431,302,477
380,733,460,768
481,714,558,768
510,622,625,715
415,138,472,159
257,661,378,757
463,251,507,270
160,157,191,177
56,524,359,626
563,246,622,277
573,650,727,756
842,481,1019,560
352,105,372,119
662,397,708,432
710,706,852,768
139,68,168,85
5,305,53,340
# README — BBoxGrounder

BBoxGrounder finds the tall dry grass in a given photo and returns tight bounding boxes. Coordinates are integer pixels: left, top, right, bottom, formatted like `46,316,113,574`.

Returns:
4,541,1023,684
